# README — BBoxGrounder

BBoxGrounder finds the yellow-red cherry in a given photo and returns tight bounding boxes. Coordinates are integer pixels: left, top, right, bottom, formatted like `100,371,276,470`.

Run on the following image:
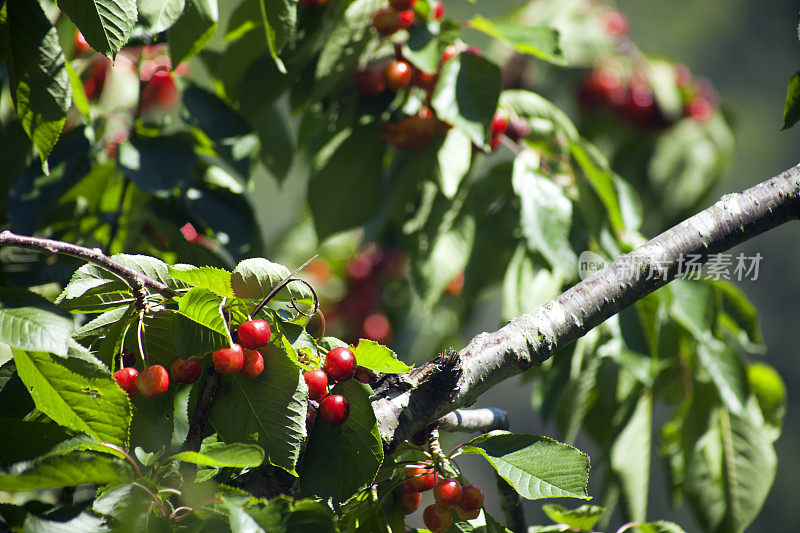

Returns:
401,483,422,514
434,478,463,507
324,346,356,382
135,365,169,398
458,483,484,513
303,369,329,400
405,465,438,492
113,367,139,397
237,319,271,349
385,60,412,90
423,503,452,533
213,344,244,374
241,348,265,378
319,394,350,425
171,358,202,384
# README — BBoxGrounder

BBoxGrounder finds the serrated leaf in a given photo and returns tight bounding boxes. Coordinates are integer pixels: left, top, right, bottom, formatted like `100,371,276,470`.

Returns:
308,125,386,240
171,442,265,468
176,287,229,336
13,348,131,446
541,504,605,530
469,16,566,66
231,257,315,305
300,379,383,504
169,265,234,297
168,0,218,65
209,340,306,473
6,0,71,167
0,452,127,491
352,339,411,373
138,0,185,33
782,70,800,130
512,152,577,278
0,288,73,356
432,53,501,148
610,391,652,521
58,0,137,58
460,430,590,500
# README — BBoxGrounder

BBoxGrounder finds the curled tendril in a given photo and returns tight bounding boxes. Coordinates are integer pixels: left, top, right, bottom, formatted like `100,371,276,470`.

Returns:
251,255,319,318
287,278,319,317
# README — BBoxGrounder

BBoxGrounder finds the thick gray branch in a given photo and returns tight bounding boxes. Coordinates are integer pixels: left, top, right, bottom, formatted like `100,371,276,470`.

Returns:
372,163,800,452
0,230,177,299
439,408,509,433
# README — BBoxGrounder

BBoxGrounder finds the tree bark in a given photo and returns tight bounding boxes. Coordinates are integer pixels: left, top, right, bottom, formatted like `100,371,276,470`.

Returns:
371,163,800,452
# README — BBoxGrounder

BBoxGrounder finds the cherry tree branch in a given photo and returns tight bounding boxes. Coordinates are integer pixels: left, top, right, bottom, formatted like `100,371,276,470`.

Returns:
439,408,509,433
372,162,800,452
0,230,177,300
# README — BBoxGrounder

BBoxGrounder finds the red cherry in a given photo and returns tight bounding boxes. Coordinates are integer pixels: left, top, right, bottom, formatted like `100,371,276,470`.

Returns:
403,108,438,148
389,0,416,10
441,45,458,64
241,348,265,378
303,369,329,400
113,367,139,397
356,68,387,96
212,344,245,374
423,503,452,533
362,313,392,343
602,11,629,37
579,67,624,110
405,466,438,492
135,365,169,398
83,59,109,101
372,8,403,36
401,483,422,514
462,46,482,57
237,319,272,349
324,347,357,382
491,112,508,135
456,506,480,520
299,0,328,7
412,68,436,92
458,483,484,513
397,10,415,29
385,60,412,90
686,96,714,122
140,70,179,110
171,358,202,384
73,30,91,56
434,479,463,507
319,394,350,425
489,135,502,151
432,1,444,20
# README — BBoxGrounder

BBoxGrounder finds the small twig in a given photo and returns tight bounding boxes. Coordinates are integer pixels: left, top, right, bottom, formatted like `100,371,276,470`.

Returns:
132,481,169,517
251,255,319,317
0,231,177,298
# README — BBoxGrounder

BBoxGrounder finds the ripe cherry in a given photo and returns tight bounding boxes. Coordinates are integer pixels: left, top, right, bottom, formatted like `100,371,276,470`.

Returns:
457,483,484,517
303,369,329,400
401,483,422,514
83,60,108,100
389,0,416,10
212,344,245,374
397,9,415,29
412,68,436,92
491,112,508,135
362,313,392,343
319,394,350,425
135,365,169,398
113,367,139,397
405,465,438,492
241,348,265,378
423,503,452,533
140,70,179,110
601,11,629,37
238,319,271,349
441,45,458,64
73,30,91,56
356,68,386,96
434,478,463,507
686,96,714,122
385,60,412,90
372,8,403,36
170,358,202,384
432,1,444,20
324,346,357,382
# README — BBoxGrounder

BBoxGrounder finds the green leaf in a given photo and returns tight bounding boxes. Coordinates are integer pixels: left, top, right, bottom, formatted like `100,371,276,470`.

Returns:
402,23,442,74
352,339,412,373
512,151,577,278
209,340,306,473
541,504,605,530
138,0,185,33
748,362,786,430
118,134,197,193
169,265,234,297
300,379,383,504
257,0,296,74
234,496,337,533
226,497,266,533
171,442,265,468
460,430,590,500
0,288,74,356
231,257,314,305
0,418,70,467
500,90,578,142
782,70,800,130
570,139,625,234
696,338,748,415
432,52,502,148
610,391,652,521
631,522,688,533
308,124,386,240
168,0,218,65
24,511,110,532
502,244,563,321
58,0,137,58
437,128,472,198
6,0,71,167
0,451,127,491
12,348,132,446
0,360,35,420
176,287,229,337
469,16,566,66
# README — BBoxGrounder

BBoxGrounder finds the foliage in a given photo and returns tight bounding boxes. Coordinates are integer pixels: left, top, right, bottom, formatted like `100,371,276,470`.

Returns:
0,0,790,532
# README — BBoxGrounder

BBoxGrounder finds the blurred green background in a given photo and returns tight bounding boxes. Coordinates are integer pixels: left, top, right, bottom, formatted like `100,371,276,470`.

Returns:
427,1,800,531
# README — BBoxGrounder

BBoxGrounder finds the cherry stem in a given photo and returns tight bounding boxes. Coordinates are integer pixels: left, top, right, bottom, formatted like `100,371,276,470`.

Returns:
98,442,142,477
137,310,146,367
132,481,169,517
251,255,319,317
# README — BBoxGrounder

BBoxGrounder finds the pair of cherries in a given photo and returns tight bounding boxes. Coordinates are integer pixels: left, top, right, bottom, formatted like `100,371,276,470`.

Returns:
303,346,357,426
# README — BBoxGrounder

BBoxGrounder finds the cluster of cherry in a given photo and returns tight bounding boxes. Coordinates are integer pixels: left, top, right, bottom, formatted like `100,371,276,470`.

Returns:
401,465,484,532
111,319,271,399
303,346,359,427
